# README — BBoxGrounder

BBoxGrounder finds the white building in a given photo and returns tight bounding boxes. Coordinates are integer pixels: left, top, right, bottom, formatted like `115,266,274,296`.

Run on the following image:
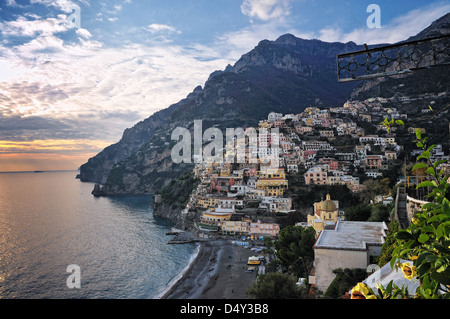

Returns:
268,112,283,122
311,221,388,292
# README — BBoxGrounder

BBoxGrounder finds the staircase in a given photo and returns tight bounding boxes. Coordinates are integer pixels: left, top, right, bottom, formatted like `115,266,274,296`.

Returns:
395,187,409,229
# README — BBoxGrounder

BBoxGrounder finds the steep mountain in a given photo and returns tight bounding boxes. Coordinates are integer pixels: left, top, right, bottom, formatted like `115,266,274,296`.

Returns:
81,13,449,196
80,34,362,193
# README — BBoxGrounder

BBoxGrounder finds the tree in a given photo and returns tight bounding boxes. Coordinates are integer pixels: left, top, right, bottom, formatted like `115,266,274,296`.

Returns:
273,226,316,278
324,268,368,299
368,203,390,222
344,204,372,221
246,272,303,299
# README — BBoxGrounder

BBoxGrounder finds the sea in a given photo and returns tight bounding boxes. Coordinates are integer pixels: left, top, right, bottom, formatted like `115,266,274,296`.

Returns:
0,170,199,299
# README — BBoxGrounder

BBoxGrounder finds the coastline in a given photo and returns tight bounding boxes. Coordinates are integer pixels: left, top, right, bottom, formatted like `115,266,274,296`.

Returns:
157,239,261,299
153,242,202,299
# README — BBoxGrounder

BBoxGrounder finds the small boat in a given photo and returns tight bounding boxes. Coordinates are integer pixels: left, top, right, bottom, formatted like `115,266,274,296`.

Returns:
247,256,261,265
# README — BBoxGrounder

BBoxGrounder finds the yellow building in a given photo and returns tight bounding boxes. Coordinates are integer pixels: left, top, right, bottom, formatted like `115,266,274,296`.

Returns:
220,163,232,177
256,178,288,197
200,210,233,225
221,220,251,235
196,196,220,210
307,194,339,233
261,168,286,179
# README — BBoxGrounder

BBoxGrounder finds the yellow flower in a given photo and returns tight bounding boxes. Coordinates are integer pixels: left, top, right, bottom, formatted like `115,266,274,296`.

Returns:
411,217,419,225
400,263,417,280
351,283,377,299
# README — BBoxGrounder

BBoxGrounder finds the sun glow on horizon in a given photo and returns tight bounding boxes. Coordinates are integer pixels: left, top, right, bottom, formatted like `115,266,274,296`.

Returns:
0,139,111,172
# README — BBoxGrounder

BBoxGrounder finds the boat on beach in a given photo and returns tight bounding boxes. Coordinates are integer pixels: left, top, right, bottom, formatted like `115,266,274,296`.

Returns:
247,256,260,265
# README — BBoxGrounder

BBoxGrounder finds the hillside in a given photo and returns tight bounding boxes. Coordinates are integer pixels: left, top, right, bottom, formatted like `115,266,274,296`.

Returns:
81,34,362,193
81,13,449,196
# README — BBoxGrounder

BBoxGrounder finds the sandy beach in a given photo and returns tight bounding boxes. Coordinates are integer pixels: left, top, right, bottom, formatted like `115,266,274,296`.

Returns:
159,239,262,299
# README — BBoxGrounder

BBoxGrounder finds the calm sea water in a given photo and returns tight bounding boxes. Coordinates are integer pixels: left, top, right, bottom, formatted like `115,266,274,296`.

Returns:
0,170,197,299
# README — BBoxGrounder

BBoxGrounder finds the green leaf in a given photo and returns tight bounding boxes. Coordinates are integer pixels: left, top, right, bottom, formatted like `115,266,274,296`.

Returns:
395,120,404,126
396,230,413,240
426,144,437,153
422,225,434,233
425,254,437,263
412,162,428,171
433,160,447,168
417,180,437,189
416,129,422,140
435,258,447,272
386,280,393,293
426,167,436,176
431,269,450,285
418,233,430,243
417,151,431,160
437,224,445,239
418,262,431,277
443,198,450,216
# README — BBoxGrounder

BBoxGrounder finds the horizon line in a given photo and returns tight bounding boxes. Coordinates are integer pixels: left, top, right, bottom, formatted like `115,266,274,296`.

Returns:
0,169,79,174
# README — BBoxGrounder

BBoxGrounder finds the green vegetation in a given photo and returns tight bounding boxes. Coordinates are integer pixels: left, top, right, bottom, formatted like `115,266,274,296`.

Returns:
272,225,316,278
344,203,390,222
156,172,200,210
377,221,400,267
388,129,450,298
246,272,306,299
324,268,368,299
350,123,450,299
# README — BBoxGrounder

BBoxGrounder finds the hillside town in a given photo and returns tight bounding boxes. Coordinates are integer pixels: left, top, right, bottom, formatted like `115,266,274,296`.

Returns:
157,98,450,296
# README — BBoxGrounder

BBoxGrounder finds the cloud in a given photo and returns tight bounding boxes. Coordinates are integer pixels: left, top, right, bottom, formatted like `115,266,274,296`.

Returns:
317,3,450,44
0,13,231,147
0,15,70,37
145,24,181,34
241,0,292,22
30,0,85,13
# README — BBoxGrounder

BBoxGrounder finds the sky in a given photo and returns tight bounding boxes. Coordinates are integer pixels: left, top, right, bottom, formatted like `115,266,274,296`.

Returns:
0,0,449,172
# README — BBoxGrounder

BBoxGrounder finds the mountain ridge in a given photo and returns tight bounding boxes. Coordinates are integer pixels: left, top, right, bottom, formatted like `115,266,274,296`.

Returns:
79,13,449,195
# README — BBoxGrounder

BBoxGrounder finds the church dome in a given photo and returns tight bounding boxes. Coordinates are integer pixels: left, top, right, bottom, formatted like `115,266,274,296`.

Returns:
321,194,336,212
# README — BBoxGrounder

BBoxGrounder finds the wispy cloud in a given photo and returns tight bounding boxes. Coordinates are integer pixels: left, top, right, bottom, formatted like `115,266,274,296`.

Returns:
241,0,292,23
317,3,450,44
145,23,181,34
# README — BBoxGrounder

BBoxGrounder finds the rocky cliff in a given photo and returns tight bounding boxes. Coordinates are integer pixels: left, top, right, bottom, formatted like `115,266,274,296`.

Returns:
83,34,362,194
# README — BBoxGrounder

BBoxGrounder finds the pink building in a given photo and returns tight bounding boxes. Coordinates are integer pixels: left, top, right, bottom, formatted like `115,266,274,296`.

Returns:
304,165,328,185
250,221,280,239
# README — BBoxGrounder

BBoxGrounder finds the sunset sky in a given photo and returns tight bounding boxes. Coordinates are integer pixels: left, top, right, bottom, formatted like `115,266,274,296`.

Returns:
0,0,449,172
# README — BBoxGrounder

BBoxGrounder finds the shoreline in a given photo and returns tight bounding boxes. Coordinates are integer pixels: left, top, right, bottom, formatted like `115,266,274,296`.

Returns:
157,239,261,299
153,242,202,299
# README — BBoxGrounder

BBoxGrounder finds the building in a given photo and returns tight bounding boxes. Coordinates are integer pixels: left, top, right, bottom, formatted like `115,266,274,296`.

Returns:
307,194,340,233
256,178,288,196
200,208,234,226
249,221,280,239
221,220,251,235
304,165,328,185
384,150,397,161
311,221,389,292
361,259,419,297
268,112,283,122
256,168,288,196
365,155,383,169
320,130,334,138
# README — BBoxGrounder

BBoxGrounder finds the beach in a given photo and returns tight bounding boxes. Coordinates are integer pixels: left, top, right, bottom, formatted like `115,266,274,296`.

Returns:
159,239,262,299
